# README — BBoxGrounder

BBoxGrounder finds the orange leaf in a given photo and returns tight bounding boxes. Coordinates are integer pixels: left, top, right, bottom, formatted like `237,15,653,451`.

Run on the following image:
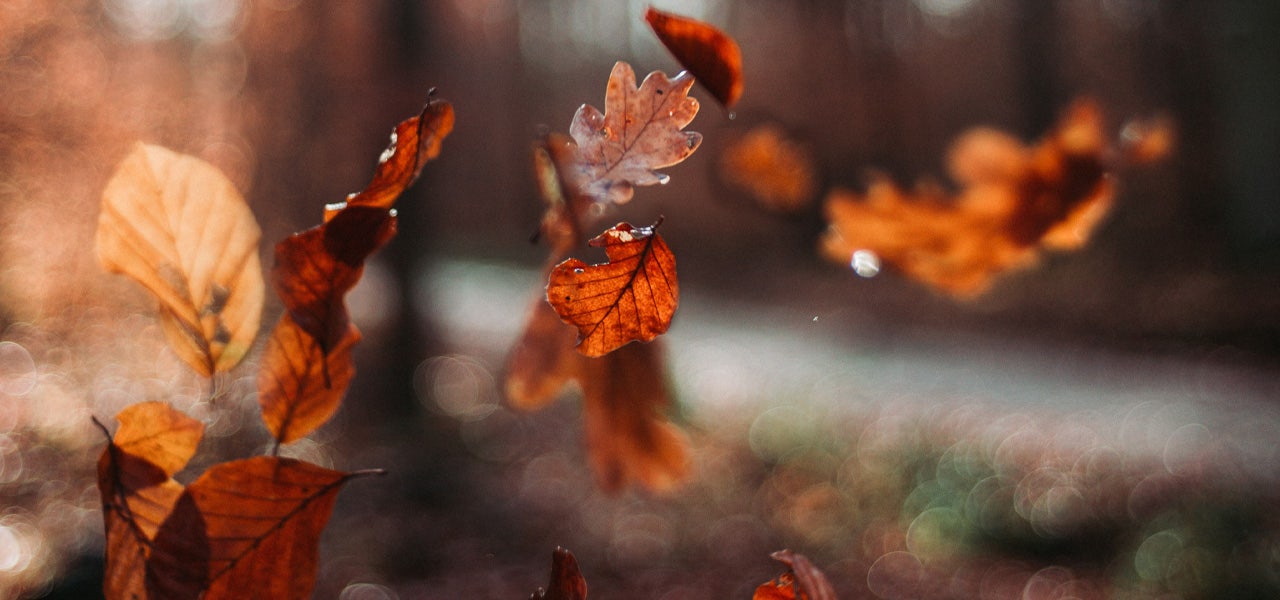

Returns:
147,457,367,599
505,295,580,411
754,551,838,600
257,315,361,445
323,97,455,220
719,124,818,213
272,205,396,353
580,340,690,493
570,61,702,205
505,299,690,492
645,6,744,108
531,547,588,600
547,220,679,357
820,98,1138,298
96,402,204,599
97,143,264,376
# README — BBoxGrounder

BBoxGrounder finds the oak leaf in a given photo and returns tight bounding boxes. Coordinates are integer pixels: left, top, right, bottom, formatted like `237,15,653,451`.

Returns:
644,6,744,108
323,97,455,220
97,142,264,376
530,547,588,600
257,315,361,446
96,402,205,599
148,457,368,599
819,98,1142,297
547,220,678,358
569,61,702,206
753,550,838,600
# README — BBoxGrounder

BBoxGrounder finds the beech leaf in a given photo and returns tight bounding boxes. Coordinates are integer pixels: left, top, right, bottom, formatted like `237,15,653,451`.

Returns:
530,547,588,600
97,142,264,376
570,61,702,205
257,315,361,446
753,550,839,600
820,98,1141,298
645,6,744,108
147,457,367,599
324,97,455,220
272,205,396,353
547,220,678,357
97,402,204,599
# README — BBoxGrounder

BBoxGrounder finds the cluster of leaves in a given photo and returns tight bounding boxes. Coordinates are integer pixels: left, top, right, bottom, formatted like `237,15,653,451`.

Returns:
94,97,454,598
529,547,836,600
505,4,745,493
818,99,1173,297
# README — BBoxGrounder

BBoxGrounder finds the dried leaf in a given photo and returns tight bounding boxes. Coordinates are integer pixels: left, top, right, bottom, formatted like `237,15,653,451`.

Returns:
753,551,839,600
148,457,363,599
547,220,679,357
324,97,455,220
569,61,702,205
97,142,264,376
645,6,744,108
272,205,396,353
97,402,204,599
530,547,588,600
719,124,818,213
505,300,690,492
505,295,580,411
257,315,361,445
580,340,690,493
820,98,1144,297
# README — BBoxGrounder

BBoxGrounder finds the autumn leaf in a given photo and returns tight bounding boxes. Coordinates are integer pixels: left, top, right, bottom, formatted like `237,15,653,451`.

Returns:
98,142,264,376
257,315,361,446
271,205,396,354
580,340,690,492
505,299,690,492
819,98,1158,297
644,6,744,108
323,96,455,220
753,550,838,600
718,124,818,213
569,61,702,206
547,220,678,357
530,547,588,600
147,457,375,599
96,401,204,599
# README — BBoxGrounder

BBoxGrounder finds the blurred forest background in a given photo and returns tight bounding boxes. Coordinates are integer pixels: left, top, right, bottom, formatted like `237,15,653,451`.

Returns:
1,0,1278,598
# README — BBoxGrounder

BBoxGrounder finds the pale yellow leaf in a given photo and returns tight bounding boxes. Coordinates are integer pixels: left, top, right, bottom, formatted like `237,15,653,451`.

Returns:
97,143,264,376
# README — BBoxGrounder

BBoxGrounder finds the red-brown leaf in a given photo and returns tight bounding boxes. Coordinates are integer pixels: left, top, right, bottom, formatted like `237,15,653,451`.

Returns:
580,340,690,493
530,547,588,600
323,97,455,220
97,402,204,599
645,6,744,108
257,315,361,445
505,300,690,492
753,551,839,600
547,221,679,357
271,205,396,353
147,457,362,600
570,61,702,206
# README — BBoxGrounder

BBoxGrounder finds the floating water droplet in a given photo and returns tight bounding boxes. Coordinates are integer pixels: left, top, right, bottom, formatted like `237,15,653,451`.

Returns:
727,111,737,120
851,250,881,278
656,173,671,185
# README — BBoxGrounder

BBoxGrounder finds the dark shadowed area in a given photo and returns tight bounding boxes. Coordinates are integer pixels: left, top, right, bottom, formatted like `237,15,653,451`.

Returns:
1,1,1277,599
